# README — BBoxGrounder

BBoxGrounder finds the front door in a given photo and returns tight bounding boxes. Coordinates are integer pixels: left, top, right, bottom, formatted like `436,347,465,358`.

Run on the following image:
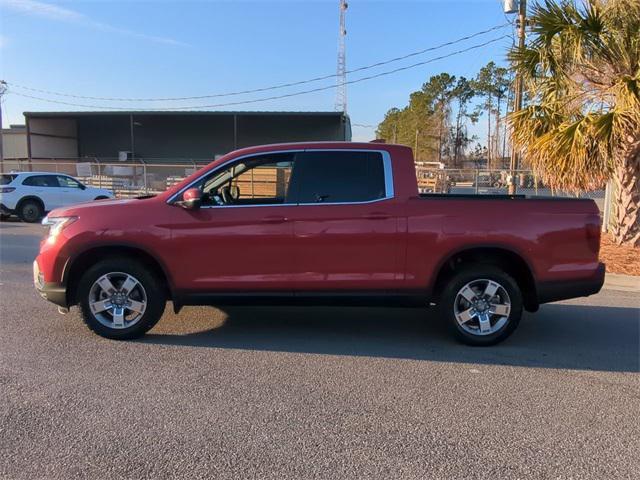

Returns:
165,152,298,293
287,150,403,292
56,175,91,206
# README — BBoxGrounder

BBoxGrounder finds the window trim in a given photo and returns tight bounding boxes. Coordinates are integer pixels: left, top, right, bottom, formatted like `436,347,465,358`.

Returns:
167,148,394,209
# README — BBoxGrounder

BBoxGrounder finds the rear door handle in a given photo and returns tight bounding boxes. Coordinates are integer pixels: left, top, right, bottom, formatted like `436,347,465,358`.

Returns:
261,216,288,224
362,212,391,220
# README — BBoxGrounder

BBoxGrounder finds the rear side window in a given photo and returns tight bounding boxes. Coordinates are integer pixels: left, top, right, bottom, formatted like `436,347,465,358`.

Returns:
22,175,59,187
292,151,387,204
0,174,17,185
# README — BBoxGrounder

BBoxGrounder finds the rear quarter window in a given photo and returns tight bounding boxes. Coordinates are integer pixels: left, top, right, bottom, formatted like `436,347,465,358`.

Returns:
0,174,17,185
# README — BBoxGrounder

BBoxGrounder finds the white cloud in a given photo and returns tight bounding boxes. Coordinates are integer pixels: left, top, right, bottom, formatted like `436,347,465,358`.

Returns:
0,0,187,46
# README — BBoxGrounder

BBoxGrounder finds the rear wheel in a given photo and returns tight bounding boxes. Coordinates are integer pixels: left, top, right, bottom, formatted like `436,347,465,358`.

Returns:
94,196,109,200
18,200,43,223
439,265,523,346
77,258,166,340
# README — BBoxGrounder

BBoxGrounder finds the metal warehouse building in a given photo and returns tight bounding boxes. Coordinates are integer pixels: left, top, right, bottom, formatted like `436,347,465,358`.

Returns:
23,111,352,162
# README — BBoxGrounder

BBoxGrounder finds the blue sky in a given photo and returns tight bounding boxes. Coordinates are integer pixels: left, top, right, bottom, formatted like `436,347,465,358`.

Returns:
0,0,515,142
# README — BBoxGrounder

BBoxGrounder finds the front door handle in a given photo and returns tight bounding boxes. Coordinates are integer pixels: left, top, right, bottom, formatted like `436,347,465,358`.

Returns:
261,216,288,224
362,212,391,220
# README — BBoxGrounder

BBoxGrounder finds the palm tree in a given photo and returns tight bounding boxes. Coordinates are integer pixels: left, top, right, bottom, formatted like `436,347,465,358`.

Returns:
508,0,640,246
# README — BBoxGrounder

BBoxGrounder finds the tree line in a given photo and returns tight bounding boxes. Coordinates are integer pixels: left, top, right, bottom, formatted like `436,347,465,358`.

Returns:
376,62,511,169
377,0,639,247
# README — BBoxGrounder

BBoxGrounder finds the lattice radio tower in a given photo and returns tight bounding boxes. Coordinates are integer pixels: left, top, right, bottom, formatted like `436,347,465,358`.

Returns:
335,0,348,113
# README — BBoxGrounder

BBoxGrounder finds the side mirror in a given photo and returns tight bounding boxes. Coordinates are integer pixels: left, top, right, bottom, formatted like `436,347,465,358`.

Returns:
176,187,202,210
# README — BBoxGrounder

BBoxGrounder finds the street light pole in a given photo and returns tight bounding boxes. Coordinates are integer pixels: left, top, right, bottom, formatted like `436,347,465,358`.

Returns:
507,0,526,195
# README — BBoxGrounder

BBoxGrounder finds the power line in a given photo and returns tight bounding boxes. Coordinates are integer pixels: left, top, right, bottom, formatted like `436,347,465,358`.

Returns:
4,24,509,102
7,35,509,111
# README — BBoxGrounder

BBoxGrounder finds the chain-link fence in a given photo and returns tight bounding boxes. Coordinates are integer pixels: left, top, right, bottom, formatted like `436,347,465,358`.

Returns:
2,158,608,216
416,166,607,213
1,158,210,199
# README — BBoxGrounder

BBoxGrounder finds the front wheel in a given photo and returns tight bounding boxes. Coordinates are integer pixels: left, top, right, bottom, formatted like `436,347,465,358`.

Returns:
77,258,166,340
439,265,523,346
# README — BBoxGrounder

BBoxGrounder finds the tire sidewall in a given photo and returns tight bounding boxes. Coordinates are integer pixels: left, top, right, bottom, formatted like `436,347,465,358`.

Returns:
78,259,166,340
441,265,523,346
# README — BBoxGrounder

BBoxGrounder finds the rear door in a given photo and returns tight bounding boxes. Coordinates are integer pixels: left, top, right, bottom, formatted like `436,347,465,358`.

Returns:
288,150,403,292
21,175,61,210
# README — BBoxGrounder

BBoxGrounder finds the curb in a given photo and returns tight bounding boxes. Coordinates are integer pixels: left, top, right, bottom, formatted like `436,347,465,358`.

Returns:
603,273,640,293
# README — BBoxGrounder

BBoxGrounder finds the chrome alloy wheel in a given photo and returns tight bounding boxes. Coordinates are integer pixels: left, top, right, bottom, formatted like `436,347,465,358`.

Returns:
453,279,511,336
88,272,147,329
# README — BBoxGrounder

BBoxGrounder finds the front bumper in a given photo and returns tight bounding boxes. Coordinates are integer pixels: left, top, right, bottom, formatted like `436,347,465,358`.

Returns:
33,261,68,308
536,262,606,305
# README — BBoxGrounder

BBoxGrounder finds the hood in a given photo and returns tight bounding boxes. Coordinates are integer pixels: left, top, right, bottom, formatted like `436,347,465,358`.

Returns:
48,198,137,217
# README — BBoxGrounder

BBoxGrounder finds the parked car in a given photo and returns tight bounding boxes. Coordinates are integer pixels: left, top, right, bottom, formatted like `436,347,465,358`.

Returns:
33,142,604,345
0,172,113,222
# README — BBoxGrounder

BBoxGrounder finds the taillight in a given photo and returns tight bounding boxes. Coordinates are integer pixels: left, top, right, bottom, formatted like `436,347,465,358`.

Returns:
0,187,15,193
585,218,601,255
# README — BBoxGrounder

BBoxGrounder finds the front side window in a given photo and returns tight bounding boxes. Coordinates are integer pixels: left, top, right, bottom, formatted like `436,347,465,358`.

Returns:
292,151,387,204
57,176,83,189
191,152,296,206
22,175,59,187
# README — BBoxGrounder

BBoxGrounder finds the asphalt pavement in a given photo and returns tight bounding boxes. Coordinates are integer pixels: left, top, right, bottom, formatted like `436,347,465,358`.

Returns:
1,221,638,479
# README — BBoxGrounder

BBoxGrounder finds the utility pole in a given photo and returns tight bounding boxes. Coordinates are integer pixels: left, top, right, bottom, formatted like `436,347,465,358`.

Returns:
0,80,6,172
506,0,526,195
335,0,348,113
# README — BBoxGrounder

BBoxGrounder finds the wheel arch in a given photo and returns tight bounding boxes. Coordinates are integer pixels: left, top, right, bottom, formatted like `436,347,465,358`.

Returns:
64,244,174,307
431,245,538,312
16,195,45,211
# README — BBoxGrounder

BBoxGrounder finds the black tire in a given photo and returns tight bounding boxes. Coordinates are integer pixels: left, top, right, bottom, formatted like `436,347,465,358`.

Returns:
0,214,10,221
77,258,166,340
94,196,109,200
18,199,44,223
439,265,523,346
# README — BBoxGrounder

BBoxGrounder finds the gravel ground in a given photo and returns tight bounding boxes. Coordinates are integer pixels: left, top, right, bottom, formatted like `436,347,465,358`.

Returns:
1,221,639,479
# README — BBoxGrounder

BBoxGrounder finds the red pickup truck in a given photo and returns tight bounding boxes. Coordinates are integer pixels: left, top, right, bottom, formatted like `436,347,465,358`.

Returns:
34,142,605,345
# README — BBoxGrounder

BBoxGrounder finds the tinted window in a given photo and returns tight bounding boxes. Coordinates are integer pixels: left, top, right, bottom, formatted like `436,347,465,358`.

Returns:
22,175,59,187
57,175,82,188
292,151,386,204
0,174,17,185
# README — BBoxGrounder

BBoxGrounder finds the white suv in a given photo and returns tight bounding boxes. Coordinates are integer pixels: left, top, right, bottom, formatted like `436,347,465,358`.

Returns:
0,172,114,222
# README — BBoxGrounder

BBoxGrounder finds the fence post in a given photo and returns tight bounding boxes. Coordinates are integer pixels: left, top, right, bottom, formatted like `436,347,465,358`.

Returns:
97,161,102,189
141,159,148,194
602,180,613,233
474,169,479,194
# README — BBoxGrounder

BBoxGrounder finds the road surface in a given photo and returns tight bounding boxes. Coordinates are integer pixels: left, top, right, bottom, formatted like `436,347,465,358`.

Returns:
1,221,638,479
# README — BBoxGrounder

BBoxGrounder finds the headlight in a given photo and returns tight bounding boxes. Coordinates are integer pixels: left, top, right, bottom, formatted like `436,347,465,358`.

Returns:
42,216,78,244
